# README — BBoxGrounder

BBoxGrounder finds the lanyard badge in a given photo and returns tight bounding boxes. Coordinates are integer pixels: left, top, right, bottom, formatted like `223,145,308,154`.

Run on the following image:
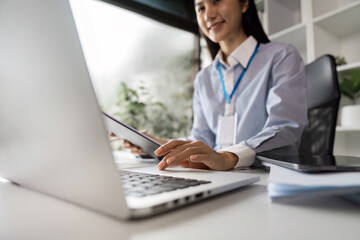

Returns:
216,113,238,147
216,43,260,147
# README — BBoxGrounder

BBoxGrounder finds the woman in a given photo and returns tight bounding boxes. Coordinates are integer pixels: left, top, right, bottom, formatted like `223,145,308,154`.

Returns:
126,0,307,171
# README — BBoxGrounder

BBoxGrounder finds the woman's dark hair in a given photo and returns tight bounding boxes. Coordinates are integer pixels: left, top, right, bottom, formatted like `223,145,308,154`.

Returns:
201,0,270,59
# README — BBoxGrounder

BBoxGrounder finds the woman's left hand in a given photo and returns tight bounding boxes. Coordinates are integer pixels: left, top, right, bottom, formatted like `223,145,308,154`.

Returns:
154,140,239,171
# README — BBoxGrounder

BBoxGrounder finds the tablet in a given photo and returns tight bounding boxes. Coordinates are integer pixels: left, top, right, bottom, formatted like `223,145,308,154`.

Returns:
102,112,163,160
257,149,360,173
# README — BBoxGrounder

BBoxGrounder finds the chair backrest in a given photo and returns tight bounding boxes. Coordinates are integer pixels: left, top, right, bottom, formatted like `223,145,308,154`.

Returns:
299,55,341,156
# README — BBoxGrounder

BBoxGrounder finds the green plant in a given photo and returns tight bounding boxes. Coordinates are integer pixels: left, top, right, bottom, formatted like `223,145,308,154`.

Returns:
339,69,360,104
335,55,347,66
111,82,192,140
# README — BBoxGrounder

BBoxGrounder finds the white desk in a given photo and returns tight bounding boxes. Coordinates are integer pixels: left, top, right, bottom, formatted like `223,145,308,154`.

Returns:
0,166,359,240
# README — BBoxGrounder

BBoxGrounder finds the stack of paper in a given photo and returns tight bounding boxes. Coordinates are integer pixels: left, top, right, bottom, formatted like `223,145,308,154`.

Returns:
267,164,360,202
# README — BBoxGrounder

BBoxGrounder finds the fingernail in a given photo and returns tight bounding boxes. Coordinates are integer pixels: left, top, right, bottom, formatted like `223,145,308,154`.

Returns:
166,157,175,164
154,147,163,155
158,161,166,170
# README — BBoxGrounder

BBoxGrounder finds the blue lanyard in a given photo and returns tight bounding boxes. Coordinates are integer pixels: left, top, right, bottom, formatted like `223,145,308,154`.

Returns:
218,43,260,104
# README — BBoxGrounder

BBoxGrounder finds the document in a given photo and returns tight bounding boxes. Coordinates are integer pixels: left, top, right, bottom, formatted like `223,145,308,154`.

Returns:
267,164,360,201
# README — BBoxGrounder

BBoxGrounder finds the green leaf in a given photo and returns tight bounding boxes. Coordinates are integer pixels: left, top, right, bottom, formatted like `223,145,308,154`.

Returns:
350,69,360,92
340,77,356,100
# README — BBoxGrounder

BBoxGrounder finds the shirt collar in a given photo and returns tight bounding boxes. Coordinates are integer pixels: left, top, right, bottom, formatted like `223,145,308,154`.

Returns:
213,35,258,69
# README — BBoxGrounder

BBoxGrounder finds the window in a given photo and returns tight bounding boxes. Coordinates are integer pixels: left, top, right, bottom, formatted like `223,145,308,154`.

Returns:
70,0,200,139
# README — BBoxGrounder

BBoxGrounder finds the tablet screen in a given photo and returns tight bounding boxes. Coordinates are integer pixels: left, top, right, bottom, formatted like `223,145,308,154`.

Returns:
102,112,163,160
257,147,360,172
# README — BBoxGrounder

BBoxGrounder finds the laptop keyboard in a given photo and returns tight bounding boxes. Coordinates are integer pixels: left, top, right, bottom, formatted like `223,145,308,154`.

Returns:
120,170,211,198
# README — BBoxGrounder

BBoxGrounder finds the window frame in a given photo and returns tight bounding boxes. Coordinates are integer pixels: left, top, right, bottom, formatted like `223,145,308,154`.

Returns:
101,0,199,34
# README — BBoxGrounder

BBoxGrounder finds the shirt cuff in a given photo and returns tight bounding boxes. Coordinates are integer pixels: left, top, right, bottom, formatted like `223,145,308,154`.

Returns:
219,143,256,168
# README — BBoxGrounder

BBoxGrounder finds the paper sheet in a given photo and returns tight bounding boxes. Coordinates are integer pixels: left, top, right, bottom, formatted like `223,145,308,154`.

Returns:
268,164,360,187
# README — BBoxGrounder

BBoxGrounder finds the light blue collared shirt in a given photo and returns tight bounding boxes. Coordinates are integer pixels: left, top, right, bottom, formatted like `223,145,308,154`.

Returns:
188,36,307,160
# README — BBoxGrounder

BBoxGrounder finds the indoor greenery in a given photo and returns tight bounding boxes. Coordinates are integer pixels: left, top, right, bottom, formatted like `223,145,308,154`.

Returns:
335,55,347,66
111,82,192,140
339,69,360,104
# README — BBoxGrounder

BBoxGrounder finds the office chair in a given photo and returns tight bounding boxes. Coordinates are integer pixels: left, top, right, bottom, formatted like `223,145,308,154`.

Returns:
299,55,341,156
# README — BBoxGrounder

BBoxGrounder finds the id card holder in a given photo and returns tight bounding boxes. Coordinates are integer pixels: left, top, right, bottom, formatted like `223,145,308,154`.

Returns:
216,113,238,147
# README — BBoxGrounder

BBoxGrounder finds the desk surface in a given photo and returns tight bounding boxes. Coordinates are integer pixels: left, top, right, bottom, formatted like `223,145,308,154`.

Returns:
0,165,359,240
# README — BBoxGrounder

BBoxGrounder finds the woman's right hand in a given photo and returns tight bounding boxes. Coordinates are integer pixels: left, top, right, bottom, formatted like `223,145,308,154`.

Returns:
123,139,148,156
111,131,168,156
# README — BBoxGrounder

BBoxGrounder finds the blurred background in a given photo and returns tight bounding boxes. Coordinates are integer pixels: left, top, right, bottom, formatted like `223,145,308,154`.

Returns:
70,0,360,155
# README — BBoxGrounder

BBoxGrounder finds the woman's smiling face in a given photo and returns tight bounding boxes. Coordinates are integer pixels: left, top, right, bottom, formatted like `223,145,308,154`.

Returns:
194,0,248,44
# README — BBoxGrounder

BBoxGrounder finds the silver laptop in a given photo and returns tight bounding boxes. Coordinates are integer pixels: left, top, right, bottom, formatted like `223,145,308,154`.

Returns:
0,0,259,219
